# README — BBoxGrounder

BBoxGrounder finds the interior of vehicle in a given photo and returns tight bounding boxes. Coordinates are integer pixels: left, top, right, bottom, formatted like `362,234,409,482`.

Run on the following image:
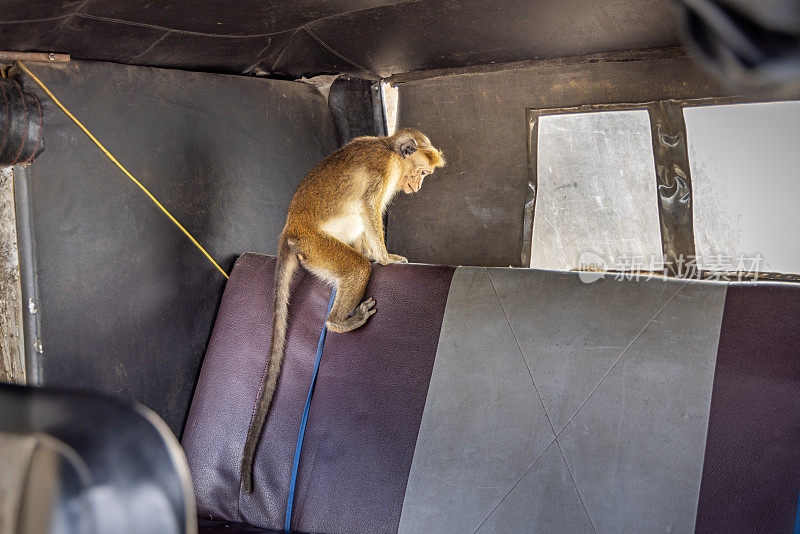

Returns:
1,1,799,533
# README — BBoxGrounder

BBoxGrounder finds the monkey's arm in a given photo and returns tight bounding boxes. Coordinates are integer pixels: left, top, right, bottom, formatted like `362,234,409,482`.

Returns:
363,202,407,264
352,234,375,259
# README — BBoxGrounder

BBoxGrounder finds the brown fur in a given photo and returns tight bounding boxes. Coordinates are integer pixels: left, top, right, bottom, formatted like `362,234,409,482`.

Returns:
240,128,444,493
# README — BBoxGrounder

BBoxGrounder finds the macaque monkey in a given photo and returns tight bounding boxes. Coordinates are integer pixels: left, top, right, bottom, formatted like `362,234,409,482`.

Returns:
241,128,444,492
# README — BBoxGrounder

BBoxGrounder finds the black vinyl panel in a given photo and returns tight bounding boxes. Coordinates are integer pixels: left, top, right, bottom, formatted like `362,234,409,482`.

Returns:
1,0,84,22
4,17,168,66
293,0,681,78
135,31,293,75
17,60,337,436
387,50,733,268
1,0,682,77
268,28,370,78
3,0,798,84
78,0,398,36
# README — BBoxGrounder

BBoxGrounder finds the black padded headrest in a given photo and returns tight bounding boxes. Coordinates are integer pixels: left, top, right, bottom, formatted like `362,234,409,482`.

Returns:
0,384,196,534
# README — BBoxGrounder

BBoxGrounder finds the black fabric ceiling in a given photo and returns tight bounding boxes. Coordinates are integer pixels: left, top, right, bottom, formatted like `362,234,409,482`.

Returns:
1,0,681,78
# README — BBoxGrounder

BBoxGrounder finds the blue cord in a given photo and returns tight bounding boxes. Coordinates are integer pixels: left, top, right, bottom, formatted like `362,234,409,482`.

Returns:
285,289,336,532
794,482,800,534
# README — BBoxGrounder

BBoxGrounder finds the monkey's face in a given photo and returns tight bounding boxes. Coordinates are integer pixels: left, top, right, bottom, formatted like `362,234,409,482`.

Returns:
402,145,445,194
403,165,432,194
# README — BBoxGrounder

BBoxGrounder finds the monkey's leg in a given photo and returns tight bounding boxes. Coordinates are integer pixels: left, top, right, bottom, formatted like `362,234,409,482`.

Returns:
300,231,376,333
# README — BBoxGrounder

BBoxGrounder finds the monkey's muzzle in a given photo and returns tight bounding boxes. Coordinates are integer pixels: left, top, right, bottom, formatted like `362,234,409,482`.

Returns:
404,171,428,194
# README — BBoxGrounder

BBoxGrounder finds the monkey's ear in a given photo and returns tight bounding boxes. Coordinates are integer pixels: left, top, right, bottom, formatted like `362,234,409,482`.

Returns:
399,138,417,157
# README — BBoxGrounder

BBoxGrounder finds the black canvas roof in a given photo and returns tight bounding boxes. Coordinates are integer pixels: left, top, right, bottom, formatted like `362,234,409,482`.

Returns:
1,0,680,78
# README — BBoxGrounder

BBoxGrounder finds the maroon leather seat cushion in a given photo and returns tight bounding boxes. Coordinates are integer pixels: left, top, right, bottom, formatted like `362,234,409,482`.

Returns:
182,253,454,533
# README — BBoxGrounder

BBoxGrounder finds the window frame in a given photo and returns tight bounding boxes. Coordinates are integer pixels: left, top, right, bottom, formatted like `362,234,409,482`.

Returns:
524,95,800,282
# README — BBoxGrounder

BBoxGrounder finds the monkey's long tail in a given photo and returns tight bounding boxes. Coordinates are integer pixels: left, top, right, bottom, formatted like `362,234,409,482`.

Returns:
241,244,299,493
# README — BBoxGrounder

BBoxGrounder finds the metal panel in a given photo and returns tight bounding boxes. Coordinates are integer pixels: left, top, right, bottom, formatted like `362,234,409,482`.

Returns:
685,100,800,275
530,109,663,271
12,165,41,385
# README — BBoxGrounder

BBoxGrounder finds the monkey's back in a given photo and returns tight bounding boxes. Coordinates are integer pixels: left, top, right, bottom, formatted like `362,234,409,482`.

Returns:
282,136,401,239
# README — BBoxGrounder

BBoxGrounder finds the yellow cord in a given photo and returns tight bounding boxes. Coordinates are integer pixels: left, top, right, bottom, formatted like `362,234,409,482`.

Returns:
16,61,229,279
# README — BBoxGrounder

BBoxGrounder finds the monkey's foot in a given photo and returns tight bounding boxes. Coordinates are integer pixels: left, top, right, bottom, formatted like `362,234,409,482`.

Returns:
381,254,408,265
326,298,376,333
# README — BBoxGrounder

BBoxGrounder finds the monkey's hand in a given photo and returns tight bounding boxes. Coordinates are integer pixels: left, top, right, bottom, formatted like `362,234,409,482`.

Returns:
382,253,408,265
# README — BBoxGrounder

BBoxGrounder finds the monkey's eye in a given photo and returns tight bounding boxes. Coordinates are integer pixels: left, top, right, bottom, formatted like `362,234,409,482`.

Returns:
421,170,429,177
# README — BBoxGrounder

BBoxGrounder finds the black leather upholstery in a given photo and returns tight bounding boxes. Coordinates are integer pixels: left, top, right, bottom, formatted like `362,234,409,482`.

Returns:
198,519,283,533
